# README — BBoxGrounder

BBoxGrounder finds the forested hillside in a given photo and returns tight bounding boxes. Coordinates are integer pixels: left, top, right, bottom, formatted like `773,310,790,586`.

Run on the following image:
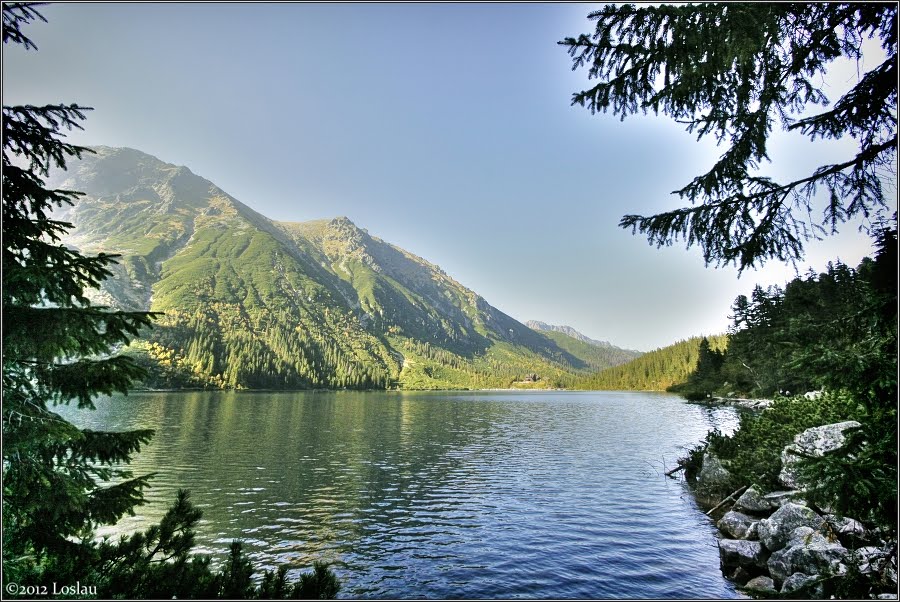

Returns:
671,234,897,402
574,335,728,391
50,147,638,390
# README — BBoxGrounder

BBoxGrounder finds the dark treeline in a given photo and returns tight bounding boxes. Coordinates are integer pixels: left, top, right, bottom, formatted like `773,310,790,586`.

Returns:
673,228,897,403
138,305,395,390
575,335,728,391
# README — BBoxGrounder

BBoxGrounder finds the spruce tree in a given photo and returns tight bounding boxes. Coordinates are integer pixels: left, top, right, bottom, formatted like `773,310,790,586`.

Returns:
673,337,725,400
2,5,340,597
561,3,897,271
2,2,159,587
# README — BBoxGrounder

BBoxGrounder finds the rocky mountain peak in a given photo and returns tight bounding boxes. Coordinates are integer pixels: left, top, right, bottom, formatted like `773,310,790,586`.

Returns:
526,320,622,350
329,215,356,228
47,146,209,206
319,216,376,265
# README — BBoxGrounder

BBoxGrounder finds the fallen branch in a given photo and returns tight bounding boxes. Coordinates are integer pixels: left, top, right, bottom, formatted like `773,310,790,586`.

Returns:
705,485,748,516
665,464,685,477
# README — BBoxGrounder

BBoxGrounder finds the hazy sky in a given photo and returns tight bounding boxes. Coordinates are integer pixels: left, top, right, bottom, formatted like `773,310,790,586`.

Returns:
4,3,891,351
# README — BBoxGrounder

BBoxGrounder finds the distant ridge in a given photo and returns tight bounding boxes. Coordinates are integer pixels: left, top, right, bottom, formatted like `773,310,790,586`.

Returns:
526,321,637,352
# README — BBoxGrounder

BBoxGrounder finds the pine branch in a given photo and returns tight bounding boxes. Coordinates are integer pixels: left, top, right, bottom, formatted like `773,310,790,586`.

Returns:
622,136,897,270
4,306,159,361
2,105,95,175
1,3,47,50
565,3,897,267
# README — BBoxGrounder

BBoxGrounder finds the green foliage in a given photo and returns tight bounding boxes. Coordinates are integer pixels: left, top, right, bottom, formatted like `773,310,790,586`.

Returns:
122,341,224,389
721,262,876,397
292,561,342,600
675,228,898,402
576,335,727,391
680,441,707,484
793,240,898,527
684,230,897,529
700,391,859,492
562,3,897,271
2,4,157,586
798,417,896,529
92,490,340,599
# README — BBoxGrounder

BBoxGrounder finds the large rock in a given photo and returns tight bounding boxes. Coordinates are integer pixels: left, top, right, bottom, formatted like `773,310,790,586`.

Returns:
853,544,898,586
757,503,825,552
745,521,760,541
767,527,849,584
743,575,776,594
727,398,774,411
780,572,823,596
733,486,777,515
761,490,805,508
825,515,869,547
717,510,758,539
719,539,769,570
779,421,862,489
855,546,886,575
697,451,732,492
729,566,753,585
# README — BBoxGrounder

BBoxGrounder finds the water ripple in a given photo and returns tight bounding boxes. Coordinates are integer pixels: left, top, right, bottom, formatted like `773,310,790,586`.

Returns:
60,390,742,599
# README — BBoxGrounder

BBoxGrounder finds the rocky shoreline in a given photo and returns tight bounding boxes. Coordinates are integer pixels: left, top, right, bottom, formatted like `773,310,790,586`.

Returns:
689,420,898,598
690,396,775,411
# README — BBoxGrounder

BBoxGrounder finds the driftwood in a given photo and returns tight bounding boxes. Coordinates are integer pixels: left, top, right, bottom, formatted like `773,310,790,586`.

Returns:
705,485,748,516
665,464,685,477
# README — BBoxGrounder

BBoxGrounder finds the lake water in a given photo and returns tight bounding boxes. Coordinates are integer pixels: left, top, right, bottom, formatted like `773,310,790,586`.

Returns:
58,390,742,599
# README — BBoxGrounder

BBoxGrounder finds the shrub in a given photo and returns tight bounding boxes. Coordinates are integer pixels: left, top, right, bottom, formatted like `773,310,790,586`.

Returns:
696,392,861,492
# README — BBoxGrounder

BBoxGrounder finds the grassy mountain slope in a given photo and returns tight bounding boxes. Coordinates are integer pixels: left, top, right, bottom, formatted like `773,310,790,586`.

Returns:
51,147,396,389
51,146,636,390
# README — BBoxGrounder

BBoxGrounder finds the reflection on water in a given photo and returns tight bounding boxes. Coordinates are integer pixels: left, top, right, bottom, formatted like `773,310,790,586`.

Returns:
59,390,741,599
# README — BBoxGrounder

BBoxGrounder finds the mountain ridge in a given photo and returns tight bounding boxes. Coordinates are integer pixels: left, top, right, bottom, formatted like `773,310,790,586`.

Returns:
50,146,639,390
526,320,641,352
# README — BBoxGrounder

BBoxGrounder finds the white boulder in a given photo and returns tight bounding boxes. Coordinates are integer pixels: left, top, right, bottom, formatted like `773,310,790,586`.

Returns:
778,421,862,489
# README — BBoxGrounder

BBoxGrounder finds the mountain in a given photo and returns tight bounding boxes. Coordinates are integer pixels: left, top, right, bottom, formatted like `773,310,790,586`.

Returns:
49,146,637,390
526,321,642,370
527,321,607,347
574,335,728,391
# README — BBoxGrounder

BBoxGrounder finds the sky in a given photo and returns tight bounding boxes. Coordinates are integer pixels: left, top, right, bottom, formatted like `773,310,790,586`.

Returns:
3,3,892,351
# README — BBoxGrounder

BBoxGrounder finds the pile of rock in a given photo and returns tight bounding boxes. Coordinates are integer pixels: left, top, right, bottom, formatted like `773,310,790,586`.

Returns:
717,493,896,597
698,421,898,598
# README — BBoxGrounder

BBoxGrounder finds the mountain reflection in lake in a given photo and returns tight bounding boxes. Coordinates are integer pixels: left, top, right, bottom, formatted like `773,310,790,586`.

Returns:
58,390,742,599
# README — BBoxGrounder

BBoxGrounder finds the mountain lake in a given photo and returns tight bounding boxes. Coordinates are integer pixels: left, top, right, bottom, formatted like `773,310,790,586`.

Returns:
58,390,744,599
